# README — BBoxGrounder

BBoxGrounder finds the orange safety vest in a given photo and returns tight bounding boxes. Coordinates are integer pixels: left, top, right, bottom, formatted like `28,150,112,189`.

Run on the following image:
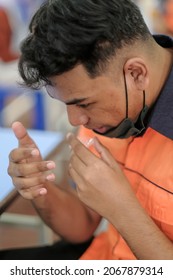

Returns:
78,126,173,260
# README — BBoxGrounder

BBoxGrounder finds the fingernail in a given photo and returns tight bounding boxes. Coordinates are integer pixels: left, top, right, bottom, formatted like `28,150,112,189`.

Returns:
66,132,73,140
46,161,56,169
39,188,47,195
31,149,39,156
86,138,94,148
46,173,55,181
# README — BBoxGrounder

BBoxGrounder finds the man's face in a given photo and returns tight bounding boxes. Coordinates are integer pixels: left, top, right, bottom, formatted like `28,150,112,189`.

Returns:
48,64,141,134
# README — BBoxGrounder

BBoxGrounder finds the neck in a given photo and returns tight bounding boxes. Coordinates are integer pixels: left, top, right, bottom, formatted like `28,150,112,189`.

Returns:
149,45,173,107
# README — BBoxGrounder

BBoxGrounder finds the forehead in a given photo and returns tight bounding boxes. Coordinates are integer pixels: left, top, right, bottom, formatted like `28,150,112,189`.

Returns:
50,65,90,93
48,64,117,102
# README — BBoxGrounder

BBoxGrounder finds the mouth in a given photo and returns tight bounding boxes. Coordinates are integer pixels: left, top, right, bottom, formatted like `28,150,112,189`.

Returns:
92,126,110,134
84,125,113,135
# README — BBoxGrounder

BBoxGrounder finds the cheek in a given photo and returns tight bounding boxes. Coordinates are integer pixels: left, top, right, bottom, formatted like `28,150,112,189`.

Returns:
90,103,123,124
108,94,125,118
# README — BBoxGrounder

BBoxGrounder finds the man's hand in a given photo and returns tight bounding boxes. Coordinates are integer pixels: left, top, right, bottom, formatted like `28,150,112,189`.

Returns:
67,133,135,221
8,122,56,199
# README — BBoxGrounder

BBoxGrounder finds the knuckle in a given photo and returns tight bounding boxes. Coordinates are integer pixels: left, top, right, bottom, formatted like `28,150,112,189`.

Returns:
9,149,16,162
37,163,47,172
12,177,20,189
12,176,28,190
7,165,13,176
18,189,35,200
21,180,28,189
23,148,33,158
84,171,91,181
17,164,25,176
13,175,46,191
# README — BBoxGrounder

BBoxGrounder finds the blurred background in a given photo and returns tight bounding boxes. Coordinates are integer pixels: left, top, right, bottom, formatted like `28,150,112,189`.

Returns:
0,0,173,252
0,0,75,132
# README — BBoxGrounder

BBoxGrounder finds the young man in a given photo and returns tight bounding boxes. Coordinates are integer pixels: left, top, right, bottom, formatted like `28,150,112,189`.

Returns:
2,0,173,259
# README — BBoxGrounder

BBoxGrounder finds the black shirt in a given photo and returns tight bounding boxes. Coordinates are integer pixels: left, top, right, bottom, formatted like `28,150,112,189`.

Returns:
148,35,173,140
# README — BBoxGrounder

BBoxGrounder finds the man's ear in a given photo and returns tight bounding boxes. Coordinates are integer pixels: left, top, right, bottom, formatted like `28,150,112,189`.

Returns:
123,58,149,91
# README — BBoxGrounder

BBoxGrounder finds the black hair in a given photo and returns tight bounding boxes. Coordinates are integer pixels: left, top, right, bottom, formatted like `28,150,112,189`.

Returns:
19,0,151,89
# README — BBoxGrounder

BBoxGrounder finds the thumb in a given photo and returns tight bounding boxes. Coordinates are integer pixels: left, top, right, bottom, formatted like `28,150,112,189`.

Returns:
93,137,119,170
12,121,38,148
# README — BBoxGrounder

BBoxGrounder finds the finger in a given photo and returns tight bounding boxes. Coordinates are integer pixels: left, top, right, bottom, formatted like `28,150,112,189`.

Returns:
68,164,85,192
12,172,55,190
18,185,48,200
67,133,98,166
8,160,56,177
70,153,86,174
93,137,119,170
12,121,38,148
9,148,40,163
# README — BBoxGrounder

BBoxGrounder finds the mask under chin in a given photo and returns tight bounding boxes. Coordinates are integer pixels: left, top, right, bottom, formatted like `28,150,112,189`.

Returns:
93,105,149,139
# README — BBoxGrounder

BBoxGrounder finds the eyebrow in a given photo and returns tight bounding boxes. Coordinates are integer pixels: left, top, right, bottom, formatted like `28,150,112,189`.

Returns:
65,97,88,105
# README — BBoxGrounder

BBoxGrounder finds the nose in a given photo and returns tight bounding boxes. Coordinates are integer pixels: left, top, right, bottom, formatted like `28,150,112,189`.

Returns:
66,106,89,127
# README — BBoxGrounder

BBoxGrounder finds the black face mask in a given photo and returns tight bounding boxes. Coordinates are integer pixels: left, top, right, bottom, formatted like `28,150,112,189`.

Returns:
93,73,149,139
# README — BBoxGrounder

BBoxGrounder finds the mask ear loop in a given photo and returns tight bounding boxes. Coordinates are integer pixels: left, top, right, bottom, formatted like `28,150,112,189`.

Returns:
123,70,146,116
123,70,128,118
143,90,146,108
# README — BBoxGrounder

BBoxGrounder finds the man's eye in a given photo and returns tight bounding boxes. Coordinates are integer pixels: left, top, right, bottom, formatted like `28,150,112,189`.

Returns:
77,103,90,108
